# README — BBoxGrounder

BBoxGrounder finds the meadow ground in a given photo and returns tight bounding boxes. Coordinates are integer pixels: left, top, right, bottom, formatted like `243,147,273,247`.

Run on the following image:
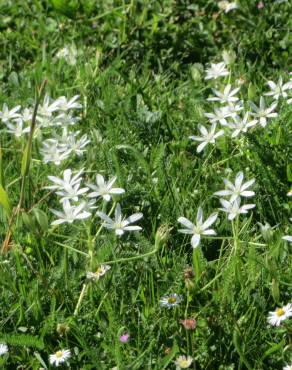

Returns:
0,1,291,369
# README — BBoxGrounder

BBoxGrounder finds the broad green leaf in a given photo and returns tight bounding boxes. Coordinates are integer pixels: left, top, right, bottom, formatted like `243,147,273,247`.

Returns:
22,212,36,233
32,208,49,232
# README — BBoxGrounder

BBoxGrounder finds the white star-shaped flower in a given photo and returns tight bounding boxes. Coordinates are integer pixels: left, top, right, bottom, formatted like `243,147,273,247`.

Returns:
205,62,229,80
41,139,71,165
55,95,82,111
87,174,125,202
264,77,290,100
249,96,278,127
229,112,257,137
207,84,240,104
50,200,91,225
0,103,21,123
178,207,218,248
0,343,8,356
46,168,88,202
214,171,255,202
219,198,255,220
5,118,30,138
204,106,233,126
189,123,224,153
96,203,143,236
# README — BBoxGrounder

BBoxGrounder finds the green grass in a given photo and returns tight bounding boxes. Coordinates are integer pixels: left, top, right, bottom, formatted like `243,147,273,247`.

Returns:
0,0,291,369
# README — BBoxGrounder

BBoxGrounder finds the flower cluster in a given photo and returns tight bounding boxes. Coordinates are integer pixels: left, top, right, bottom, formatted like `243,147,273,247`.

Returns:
190,62,292,153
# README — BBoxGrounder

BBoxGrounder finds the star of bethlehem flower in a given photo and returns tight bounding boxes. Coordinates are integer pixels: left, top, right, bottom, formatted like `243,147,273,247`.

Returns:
21,107,33,123
0,103,21,124
178,207,218,248
204,106,233,126
96,203,143,236
229,112,257,137
0,343,8,356
282,235,292,243
224,101,244,118
50,199,91,225
46,168,88,202
205,62,229,80
267,303,292,326
41,139,71,165
87,174,125,202
38,94,60,118
218,1,238,13
219,198,255,220
53,112,81,127
5,118,30,138
56,44,77,65
62,129,90,156
264,77,290,100
189,123,224,153
86,264,111,281
249,96,278,127
214,171,255,202
55,95,82,111
174,355,193,369
160,293,182,308
207,84,240,104
49,349,71,367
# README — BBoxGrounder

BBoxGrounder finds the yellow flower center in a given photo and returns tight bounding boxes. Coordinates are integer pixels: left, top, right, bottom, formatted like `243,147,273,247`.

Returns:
276,308,285,317
168,297,177,304
55,351,63,358
96,267,102,274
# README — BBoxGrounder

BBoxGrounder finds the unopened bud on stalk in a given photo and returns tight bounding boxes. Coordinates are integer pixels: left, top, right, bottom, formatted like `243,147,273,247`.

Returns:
155,225,171,248
183,267,195,290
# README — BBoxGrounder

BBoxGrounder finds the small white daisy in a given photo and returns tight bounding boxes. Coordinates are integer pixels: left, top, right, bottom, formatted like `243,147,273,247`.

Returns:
160,293,182,308
174,355,193,369
49,349,71,367
0,343,8,356
267,303,292,326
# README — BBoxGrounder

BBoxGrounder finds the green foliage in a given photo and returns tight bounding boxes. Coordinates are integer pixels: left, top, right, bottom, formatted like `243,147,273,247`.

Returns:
0,0,291,369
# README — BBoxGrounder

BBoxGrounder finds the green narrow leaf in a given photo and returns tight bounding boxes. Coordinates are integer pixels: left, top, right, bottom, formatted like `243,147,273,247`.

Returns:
0,185,11,216
287,163,292,181
0,147,4,187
